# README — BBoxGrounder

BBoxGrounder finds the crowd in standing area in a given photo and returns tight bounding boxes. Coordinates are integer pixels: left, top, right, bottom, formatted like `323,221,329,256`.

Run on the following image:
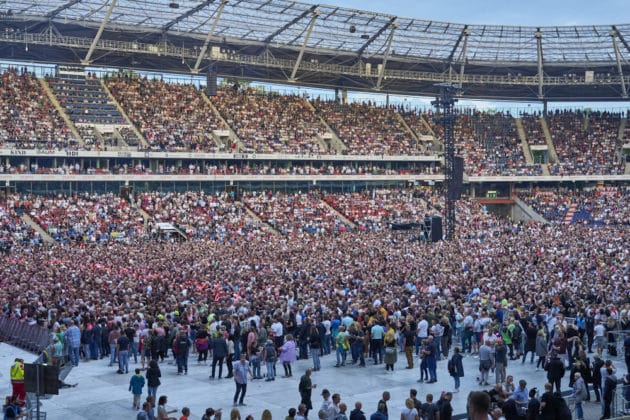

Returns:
1,185,628,419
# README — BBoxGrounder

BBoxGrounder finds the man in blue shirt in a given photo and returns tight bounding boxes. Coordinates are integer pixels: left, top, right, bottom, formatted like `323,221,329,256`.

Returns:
64,320,82,367
370,322,384,364
509,379,529,414
233,353,251,407
423,336,438,383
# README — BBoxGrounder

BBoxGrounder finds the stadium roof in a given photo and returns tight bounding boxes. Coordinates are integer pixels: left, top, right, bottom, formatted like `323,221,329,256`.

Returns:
1,0,630,100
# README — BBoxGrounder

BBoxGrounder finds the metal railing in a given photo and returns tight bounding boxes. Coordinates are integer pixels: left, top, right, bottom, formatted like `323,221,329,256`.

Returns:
0,316,51,354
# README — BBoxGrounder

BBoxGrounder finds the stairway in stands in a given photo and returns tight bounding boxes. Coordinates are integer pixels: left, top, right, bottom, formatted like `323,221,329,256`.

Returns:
563,202,577,224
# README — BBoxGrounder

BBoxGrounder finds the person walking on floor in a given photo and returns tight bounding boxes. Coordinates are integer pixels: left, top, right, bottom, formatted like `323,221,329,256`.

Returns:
448,347,464,393
129,368,146,410
210,333,228,379
146,359,161,399
298,368,317,418
233,353,252,407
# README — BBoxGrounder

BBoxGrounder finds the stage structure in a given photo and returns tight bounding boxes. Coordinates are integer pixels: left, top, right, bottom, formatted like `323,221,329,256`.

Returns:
431,83,460,241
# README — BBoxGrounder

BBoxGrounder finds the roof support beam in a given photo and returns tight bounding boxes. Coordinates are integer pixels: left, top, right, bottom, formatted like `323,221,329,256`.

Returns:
535,29,544,99
446,25,468,63
289,9,320,82
193,0,229,74
612,25,630,56
263,5,317,45
458,28,470,87
610,29,628,98
82,0,117,65
46,0,83,19
161,0,215,33
356,17,397,57
376,21,398,90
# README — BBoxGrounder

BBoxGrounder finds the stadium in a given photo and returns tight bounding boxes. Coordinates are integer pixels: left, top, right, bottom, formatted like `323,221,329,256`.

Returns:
0,0,628,419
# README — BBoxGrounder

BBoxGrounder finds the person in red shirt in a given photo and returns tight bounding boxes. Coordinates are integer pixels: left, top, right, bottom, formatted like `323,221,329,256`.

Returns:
179,407,190,420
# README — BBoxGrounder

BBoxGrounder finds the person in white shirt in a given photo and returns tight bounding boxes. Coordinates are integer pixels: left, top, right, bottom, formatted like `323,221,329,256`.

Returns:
322,318,332,355
416,317,428,354
594,320,606,351
271,319,284,347
400,398,419,420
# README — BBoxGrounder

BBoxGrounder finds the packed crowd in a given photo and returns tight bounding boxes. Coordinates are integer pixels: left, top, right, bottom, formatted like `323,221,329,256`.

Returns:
547,111,624,175
0,186,629,420
400,109,442,139
322,189,436,231
518,186,630,225
0,68,78,150
312,100,425,156
211,87,328,154
1,69,627,179
105,75,226,152
14,193,145,243
0,160,438,177
139,191,270,239
451,111,542,177
242,191,350,235
0,198,40,251
519,114,548,146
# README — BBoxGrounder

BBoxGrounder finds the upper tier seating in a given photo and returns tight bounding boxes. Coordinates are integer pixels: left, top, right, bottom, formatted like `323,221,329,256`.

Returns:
105,75,225,152
210,87,328,154
48,73,127,125
311,99,425,156
547,110,624,175
0,69,78,150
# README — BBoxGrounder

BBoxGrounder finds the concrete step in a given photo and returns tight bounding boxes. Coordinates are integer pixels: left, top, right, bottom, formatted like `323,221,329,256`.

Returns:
200,91,243,151
319,199,357,230
38,78,84,147
20,214,54,243
515,118,534,164
99,80,148,148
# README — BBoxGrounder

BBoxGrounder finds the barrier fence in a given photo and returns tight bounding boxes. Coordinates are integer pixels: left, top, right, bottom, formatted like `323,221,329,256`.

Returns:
0,316,51,354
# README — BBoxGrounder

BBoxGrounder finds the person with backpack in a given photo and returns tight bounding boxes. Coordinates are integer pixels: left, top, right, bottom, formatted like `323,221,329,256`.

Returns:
195,332,210,364
602,366,618,419
448,347,464,393
263,339,277,381
146,359,161,399
2,396,25,419
420,394,438,420
538,383,555,420
591,353,604,403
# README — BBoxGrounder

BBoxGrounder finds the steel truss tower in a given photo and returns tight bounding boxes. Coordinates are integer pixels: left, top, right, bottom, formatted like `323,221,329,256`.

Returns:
431,83,459,241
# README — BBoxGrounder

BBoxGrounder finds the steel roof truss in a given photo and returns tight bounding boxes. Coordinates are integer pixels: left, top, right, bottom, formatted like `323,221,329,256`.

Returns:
193,0,228,73
356,17,396,57
45,0,82,19
263,4,317,45
161,0,215,33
